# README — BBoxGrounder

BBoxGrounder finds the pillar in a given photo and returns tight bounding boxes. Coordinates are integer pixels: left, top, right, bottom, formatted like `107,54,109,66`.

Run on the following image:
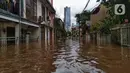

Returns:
48,28,50,46
1,23,7,46
23,0,26,18
26,33,29,49
50,28,54,48
38,27,41,48
41,26,45,48
120,27,123,46
34,27,41,48
15,24,20,46
45,27,48,49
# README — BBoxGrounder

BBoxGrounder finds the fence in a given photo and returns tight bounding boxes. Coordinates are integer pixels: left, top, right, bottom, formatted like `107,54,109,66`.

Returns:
90,32,111,46
0,36,39,47
111,24,130,46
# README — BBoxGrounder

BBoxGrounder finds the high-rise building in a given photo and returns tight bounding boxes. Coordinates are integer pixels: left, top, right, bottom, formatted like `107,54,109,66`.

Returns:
64,6,71,31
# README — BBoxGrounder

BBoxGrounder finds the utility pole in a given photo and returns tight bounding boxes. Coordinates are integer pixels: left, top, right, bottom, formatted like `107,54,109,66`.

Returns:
83,0,90,12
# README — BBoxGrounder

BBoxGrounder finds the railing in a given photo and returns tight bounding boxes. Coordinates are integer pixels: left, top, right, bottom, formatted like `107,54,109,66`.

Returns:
0,8,20,20
0,36,39,46
111,24,130,46
0,8,39,28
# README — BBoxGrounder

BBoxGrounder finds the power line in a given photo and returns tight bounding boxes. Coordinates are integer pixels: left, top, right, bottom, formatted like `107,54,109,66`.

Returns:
82,0,102,12
82,0,90,12
89,3,101,12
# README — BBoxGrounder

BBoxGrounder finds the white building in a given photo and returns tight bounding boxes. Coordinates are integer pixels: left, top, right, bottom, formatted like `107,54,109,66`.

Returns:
0,0,55,49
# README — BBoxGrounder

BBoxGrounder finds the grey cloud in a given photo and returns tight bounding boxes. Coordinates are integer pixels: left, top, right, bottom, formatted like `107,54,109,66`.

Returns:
54,0,99,24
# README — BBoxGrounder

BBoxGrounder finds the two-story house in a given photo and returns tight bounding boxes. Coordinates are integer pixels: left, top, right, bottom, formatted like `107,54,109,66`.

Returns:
0,0,55,48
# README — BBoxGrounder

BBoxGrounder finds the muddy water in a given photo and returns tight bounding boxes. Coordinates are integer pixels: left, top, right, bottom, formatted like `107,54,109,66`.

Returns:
0,39,130,73
79,41,130,73
52,39,130,73
0,43,54,73
52,39,104,73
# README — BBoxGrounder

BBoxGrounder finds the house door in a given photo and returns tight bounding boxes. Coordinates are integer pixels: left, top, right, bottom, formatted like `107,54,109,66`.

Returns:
7,27,15,45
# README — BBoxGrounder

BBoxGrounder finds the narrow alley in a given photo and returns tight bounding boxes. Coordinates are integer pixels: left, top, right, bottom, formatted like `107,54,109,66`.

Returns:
0,0,130,73
0,38,130,73
52,39,105,73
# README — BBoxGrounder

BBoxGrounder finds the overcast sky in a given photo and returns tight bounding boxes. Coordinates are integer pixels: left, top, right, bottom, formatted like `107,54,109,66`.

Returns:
53,0,100,25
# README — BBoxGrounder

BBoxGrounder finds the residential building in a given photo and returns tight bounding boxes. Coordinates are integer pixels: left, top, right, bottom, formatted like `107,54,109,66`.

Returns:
72,23,79,37
64,6,71,31
90,5,107,25
54,18,66,41
0,0,55,48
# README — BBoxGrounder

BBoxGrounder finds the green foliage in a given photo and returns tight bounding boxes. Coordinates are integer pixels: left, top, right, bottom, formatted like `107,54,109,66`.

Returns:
75,11,91,24
75,11,91,35
66,31,72,36
105,0,130,23
54,18,67,37
91,0,130,34
75,14,81,24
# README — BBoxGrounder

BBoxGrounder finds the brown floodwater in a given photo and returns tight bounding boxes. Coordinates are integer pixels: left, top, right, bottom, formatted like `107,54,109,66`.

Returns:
0,39,130,73
51,39,105,73
79,39,130,73
0,43,54,73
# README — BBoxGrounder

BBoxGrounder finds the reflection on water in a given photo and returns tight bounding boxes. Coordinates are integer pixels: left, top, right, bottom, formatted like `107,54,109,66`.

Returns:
52,39,105,73
0,39,130,73
0,45,7,58
52,38,130,73
79,40,130,73
0,42,54,73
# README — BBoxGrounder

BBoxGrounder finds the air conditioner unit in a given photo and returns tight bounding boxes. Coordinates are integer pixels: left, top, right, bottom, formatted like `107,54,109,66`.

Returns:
47,16,51,24
39,16,47,24
38,16,43,22
47,16,50,21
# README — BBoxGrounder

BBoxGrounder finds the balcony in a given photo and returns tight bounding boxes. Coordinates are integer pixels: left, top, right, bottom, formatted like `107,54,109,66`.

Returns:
0,9,39,27
40,0,55,14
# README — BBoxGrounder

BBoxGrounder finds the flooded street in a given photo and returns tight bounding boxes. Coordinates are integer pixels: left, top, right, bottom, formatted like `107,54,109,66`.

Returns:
52,39,104,73
0,39,130,73
0,43,54,73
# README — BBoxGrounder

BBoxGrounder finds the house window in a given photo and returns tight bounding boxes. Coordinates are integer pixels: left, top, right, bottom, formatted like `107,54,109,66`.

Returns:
46,8,49,20
33,0,37,16
42,6,45,21
26,0,37,21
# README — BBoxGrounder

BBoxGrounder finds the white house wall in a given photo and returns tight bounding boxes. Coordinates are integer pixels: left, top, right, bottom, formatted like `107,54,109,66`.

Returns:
48,28,50,45
23,0,26,18
45,28,48,48
0,23,7,45
37,0,42,18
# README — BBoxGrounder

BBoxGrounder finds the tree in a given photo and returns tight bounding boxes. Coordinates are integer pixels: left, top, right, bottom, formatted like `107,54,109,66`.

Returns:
91,0,130,34
75,11,91,36
54,18,67,38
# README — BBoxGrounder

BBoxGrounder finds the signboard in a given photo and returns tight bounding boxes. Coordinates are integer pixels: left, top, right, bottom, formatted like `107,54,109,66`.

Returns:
115,4,125,15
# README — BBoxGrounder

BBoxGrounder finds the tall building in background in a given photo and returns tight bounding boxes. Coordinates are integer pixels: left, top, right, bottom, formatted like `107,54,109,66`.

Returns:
64,6,71,31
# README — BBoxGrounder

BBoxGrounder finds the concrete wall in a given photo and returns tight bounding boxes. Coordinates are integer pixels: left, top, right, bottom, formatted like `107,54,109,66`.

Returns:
48,28,50,45
37,0,42,19
90,5,107,25
0,22,17,45
44,28,48,48
0,23,7,45
23,0,26,18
